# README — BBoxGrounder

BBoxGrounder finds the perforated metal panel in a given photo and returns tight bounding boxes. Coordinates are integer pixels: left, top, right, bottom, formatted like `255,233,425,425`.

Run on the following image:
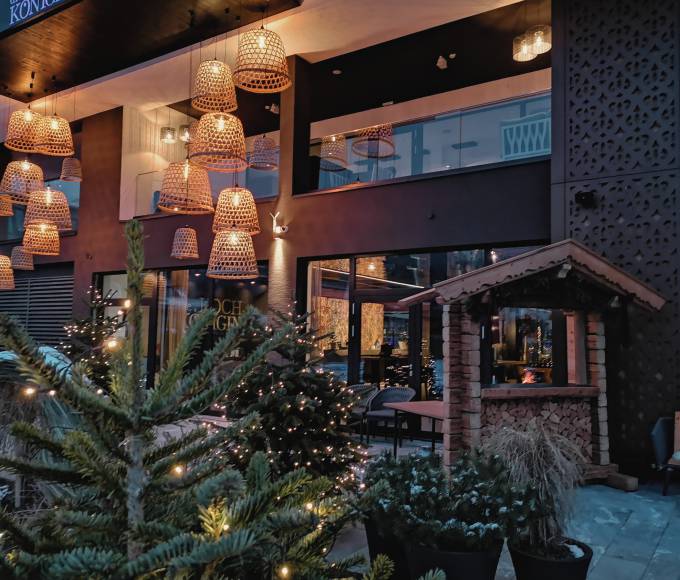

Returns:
0,272,74,345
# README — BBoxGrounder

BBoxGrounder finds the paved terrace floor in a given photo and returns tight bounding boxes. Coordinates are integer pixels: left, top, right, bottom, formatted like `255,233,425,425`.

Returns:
335,439,680,579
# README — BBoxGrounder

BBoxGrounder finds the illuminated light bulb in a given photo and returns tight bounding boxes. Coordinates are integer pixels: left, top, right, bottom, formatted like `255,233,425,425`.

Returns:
106,338,119,350
50,118,59,131
367,262,376,272
23,386,37,397
229,231,239,245
231,192,241,207
21,159,30,172
24,110,33,122
123,299,131,309
257,33,267,49
183,160,190,181
278,565,290,578
171,464,185,476
45,187,53,205
305,502,314,511
48,390,56,396
216,116,226,132
211,63,220,74
39,223,47,233
222,523,230,531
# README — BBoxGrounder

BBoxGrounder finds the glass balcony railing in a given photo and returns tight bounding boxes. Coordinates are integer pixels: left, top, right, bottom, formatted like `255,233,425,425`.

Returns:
308,92,551,192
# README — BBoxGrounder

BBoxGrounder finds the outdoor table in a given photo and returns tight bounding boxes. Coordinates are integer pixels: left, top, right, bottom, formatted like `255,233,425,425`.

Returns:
384,401,444,456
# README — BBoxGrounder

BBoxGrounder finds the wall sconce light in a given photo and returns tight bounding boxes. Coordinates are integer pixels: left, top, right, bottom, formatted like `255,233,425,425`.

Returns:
270,212,288,237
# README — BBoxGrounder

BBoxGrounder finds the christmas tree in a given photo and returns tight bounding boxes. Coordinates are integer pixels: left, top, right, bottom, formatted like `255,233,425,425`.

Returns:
225,311,365,489
60,288,127,391
0,220,368,578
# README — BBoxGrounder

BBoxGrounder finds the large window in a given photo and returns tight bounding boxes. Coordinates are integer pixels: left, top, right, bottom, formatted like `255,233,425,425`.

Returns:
308,93,550,192
0,179,80,242
99,264,268,384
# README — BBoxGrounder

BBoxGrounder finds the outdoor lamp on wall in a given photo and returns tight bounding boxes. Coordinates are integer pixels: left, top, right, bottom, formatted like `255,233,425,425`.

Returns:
0,160,44,205
271,211,288,238
0,256,15,291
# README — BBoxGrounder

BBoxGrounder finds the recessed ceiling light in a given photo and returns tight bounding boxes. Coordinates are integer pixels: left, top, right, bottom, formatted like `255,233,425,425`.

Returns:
332,69,342,75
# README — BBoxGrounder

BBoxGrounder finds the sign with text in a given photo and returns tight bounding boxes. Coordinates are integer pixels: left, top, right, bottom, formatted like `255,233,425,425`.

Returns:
2,0,68,33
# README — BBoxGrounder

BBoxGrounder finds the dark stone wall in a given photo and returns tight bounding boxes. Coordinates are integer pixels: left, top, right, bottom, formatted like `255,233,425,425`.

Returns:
552,0,680,474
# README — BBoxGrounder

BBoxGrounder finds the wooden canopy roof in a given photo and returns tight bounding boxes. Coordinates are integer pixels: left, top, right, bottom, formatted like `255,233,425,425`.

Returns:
400,239,666,312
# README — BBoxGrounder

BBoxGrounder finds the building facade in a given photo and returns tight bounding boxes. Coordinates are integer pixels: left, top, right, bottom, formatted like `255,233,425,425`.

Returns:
0,0,677,475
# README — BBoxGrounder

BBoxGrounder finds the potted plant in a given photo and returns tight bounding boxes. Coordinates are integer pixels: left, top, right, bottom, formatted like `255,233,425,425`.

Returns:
358,452,536,580
484,419,593,580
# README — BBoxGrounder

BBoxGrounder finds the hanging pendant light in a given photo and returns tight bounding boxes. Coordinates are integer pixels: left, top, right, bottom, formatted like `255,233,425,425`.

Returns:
25,186,72,231
179,124,191,143
213,186,260,235
60,157,83,182
23,223,60,256
207,229,258,280
192,60,238,113
0,195,13,217
513,32,536,62
234,28,291,94
527,25,551,55
0,256,15,291
157,160,214,215
352,123,395,158
10,246,34,271
189,113,248,173
160,126,177,144
320,134,348,171
5,109,42,153
171,227,200,260
0,160,44,205
36,113,74,156
249,134,279,170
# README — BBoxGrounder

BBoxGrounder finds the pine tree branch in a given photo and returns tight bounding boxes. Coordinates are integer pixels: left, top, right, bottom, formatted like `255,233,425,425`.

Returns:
362,554,394,580
118,533,198,578
43,547,126,579
0,506,38,551
9,421,65,457
0,456,87,485
193,469,245,508
52,510,117,533
142,425,208,467
166,530,257,574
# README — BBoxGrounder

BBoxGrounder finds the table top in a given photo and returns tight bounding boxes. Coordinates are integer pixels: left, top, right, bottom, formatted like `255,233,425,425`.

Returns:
384,400,445,420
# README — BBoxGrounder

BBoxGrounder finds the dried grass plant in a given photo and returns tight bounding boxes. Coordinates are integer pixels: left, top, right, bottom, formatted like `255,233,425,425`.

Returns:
483,418,584,551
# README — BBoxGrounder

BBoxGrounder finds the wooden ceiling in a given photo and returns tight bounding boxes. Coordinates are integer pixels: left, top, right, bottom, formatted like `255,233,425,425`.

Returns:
0,0,301,102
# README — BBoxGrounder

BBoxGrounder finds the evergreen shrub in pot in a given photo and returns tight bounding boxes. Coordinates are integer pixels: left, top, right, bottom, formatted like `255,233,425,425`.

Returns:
359,452,537,580
484,419,593,580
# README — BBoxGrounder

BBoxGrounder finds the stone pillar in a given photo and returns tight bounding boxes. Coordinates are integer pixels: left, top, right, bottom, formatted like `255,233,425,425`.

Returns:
442,303,463,468
586,312,609,465
442,303,482,468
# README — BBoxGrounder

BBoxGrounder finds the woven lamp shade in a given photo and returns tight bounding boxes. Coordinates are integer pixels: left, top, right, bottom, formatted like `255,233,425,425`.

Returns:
158,161,214,215
189,113,248,173
0,256,14,291
213,187,260,235
320,134,347,171
5,109,42,153
10,246,33,271
23,223,60,256
171,227,199,260
0,160,44,205
192,60,238,113
36,114,75,157
0,195,13,217
249,135,279,170
208,229,258,280
352,123,395,158
25,187,72,231
234,28,291,94
60,157,83,182
513,33,536,62
527,25,551,55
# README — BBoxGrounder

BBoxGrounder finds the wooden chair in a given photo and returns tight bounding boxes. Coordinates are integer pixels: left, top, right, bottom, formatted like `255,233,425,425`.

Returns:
363,386,416,444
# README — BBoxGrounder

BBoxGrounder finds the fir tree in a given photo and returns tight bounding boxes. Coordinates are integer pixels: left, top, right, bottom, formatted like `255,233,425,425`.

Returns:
225,312,365,489
0,221,366,579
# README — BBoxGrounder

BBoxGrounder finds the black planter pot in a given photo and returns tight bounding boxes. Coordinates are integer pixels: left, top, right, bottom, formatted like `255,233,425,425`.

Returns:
406,542,503,580
364,518,410,580
509,539,593,580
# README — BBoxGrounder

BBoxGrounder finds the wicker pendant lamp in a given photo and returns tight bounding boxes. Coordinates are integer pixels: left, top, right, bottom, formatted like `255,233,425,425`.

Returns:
23,223,60,256
0,195,13,217
36,113,74,156
234,28,291,93
352,123,395,158
189,113,248,173
207,229,258,280
192,60,238,113
171,227,199,260
25,186,72,231
0,160,44,205
5,109,42,153
213,186,260,235
320,134,348,171
249,134,279,170
157,160,214,214
0,256,14,291
60,157,83,182
10,245,34,271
